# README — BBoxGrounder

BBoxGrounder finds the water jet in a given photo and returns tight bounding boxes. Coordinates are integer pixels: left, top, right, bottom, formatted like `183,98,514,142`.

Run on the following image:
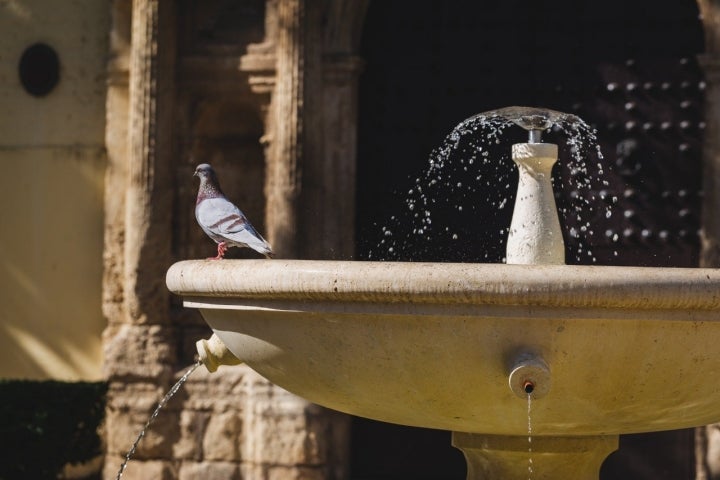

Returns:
167,107,720,479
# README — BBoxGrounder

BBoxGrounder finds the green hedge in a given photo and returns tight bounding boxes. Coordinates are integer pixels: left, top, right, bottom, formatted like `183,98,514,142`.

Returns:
0,380,107,480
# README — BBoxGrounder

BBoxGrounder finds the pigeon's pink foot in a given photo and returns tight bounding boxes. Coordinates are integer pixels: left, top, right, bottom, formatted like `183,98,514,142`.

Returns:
207,242,228,260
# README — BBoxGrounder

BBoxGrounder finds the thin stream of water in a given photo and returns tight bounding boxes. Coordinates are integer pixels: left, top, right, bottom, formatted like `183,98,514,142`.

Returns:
115,360,202,480
527,393,533,480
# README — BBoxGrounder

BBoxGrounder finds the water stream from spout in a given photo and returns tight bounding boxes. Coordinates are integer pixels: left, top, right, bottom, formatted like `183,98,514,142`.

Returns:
115,360,202,480
527,394,533,480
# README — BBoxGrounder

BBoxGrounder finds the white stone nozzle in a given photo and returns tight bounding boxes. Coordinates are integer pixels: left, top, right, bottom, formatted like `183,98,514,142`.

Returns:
505,142,565,265
196,333,242,373
508,352,551,399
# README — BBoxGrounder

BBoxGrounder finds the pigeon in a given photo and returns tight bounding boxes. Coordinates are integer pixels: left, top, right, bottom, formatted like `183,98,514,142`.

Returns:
194,163,273,259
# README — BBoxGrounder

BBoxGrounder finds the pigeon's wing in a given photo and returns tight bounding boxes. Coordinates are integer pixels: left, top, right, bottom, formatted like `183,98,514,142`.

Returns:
197,198,272,254
196,197,248,235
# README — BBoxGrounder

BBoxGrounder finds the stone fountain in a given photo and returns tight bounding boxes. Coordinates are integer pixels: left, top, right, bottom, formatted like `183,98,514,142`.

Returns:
166,107,720,479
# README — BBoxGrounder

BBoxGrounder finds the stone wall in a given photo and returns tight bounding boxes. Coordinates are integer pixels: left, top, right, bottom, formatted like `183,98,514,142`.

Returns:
0,0,109,381
104,365,349,479
102,1,366,478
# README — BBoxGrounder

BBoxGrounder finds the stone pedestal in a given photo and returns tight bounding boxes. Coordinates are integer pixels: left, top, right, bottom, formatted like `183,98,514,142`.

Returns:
453,433,618,480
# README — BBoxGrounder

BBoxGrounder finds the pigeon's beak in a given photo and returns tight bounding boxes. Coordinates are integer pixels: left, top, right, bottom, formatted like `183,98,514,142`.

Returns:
193,170,199,177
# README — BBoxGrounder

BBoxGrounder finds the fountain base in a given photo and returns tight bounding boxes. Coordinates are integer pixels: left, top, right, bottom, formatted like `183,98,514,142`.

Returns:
452,432,618,480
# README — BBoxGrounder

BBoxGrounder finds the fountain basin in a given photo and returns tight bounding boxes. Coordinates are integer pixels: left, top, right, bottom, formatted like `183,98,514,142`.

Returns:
167,259,720,436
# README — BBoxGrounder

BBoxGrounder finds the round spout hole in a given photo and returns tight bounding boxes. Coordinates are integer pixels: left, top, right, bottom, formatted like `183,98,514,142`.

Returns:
508,352,551,399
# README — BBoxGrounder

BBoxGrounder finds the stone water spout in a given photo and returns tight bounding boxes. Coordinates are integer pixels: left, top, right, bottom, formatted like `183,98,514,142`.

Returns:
494,108,569,265
480,106,586,265
167,107,720,479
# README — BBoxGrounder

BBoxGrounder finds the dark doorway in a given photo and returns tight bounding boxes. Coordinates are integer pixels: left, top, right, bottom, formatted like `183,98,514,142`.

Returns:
353,1,703,478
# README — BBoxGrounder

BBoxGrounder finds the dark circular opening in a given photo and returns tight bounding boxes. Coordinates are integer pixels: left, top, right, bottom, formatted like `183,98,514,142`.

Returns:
18,43,60,97
523,381,535,394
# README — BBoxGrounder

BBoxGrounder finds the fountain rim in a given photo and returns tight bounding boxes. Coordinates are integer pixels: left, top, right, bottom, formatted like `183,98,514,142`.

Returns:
166,259,720,311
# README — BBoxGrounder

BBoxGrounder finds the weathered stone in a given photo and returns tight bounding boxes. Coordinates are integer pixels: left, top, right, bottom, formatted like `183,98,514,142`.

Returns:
241,463,331,480
102,323,176,380
178,461,241,480
203,411,242,461
122,0,176,326
102,1,365,478
173,409,209,460
266,465,329,480
106,380,171,411
103,458,177,480
181,366,248,412
105,403,181,458
241,378,347,467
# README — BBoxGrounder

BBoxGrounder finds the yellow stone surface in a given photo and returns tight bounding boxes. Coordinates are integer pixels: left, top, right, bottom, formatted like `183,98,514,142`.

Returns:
168,259,720,478
168,259,720,436
0,0,108,380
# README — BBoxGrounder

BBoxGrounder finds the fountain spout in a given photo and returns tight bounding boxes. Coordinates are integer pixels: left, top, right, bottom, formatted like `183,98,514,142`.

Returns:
528,129,543,143
508,352,551,400
196,333,242,372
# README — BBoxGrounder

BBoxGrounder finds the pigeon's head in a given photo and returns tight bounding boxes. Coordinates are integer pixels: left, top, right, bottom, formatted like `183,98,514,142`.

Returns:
194,163,216,182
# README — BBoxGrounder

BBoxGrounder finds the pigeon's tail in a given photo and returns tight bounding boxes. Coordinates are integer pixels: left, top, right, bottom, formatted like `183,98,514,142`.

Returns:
264,251,275,259
247,238,273,258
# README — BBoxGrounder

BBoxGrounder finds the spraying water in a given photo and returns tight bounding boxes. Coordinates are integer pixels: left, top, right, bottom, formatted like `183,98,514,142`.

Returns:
369,106,614,263
115,360,202,480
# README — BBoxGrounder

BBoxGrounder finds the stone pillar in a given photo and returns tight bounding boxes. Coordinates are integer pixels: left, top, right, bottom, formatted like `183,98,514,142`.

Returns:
303,0,368,260
103,0,131,335
253,1,368,261
697,1,720,478
298,54,364,259
264,0,305,258
103,0,178,477
123,0,176,322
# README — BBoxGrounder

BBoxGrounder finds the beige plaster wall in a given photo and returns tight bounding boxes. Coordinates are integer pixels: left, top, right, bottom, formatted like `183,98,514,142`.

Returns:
0,0,109,380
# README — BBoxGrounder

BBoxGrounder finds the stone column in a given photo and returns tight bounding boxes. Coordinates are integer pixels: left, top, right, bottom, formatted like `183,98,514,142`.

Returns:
302,0,368,260
103,0,178,477
260,0,368,260
264,0,305,258
103,0,131,337
123,0,176,322
298,54,364,259
697,1,720,478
